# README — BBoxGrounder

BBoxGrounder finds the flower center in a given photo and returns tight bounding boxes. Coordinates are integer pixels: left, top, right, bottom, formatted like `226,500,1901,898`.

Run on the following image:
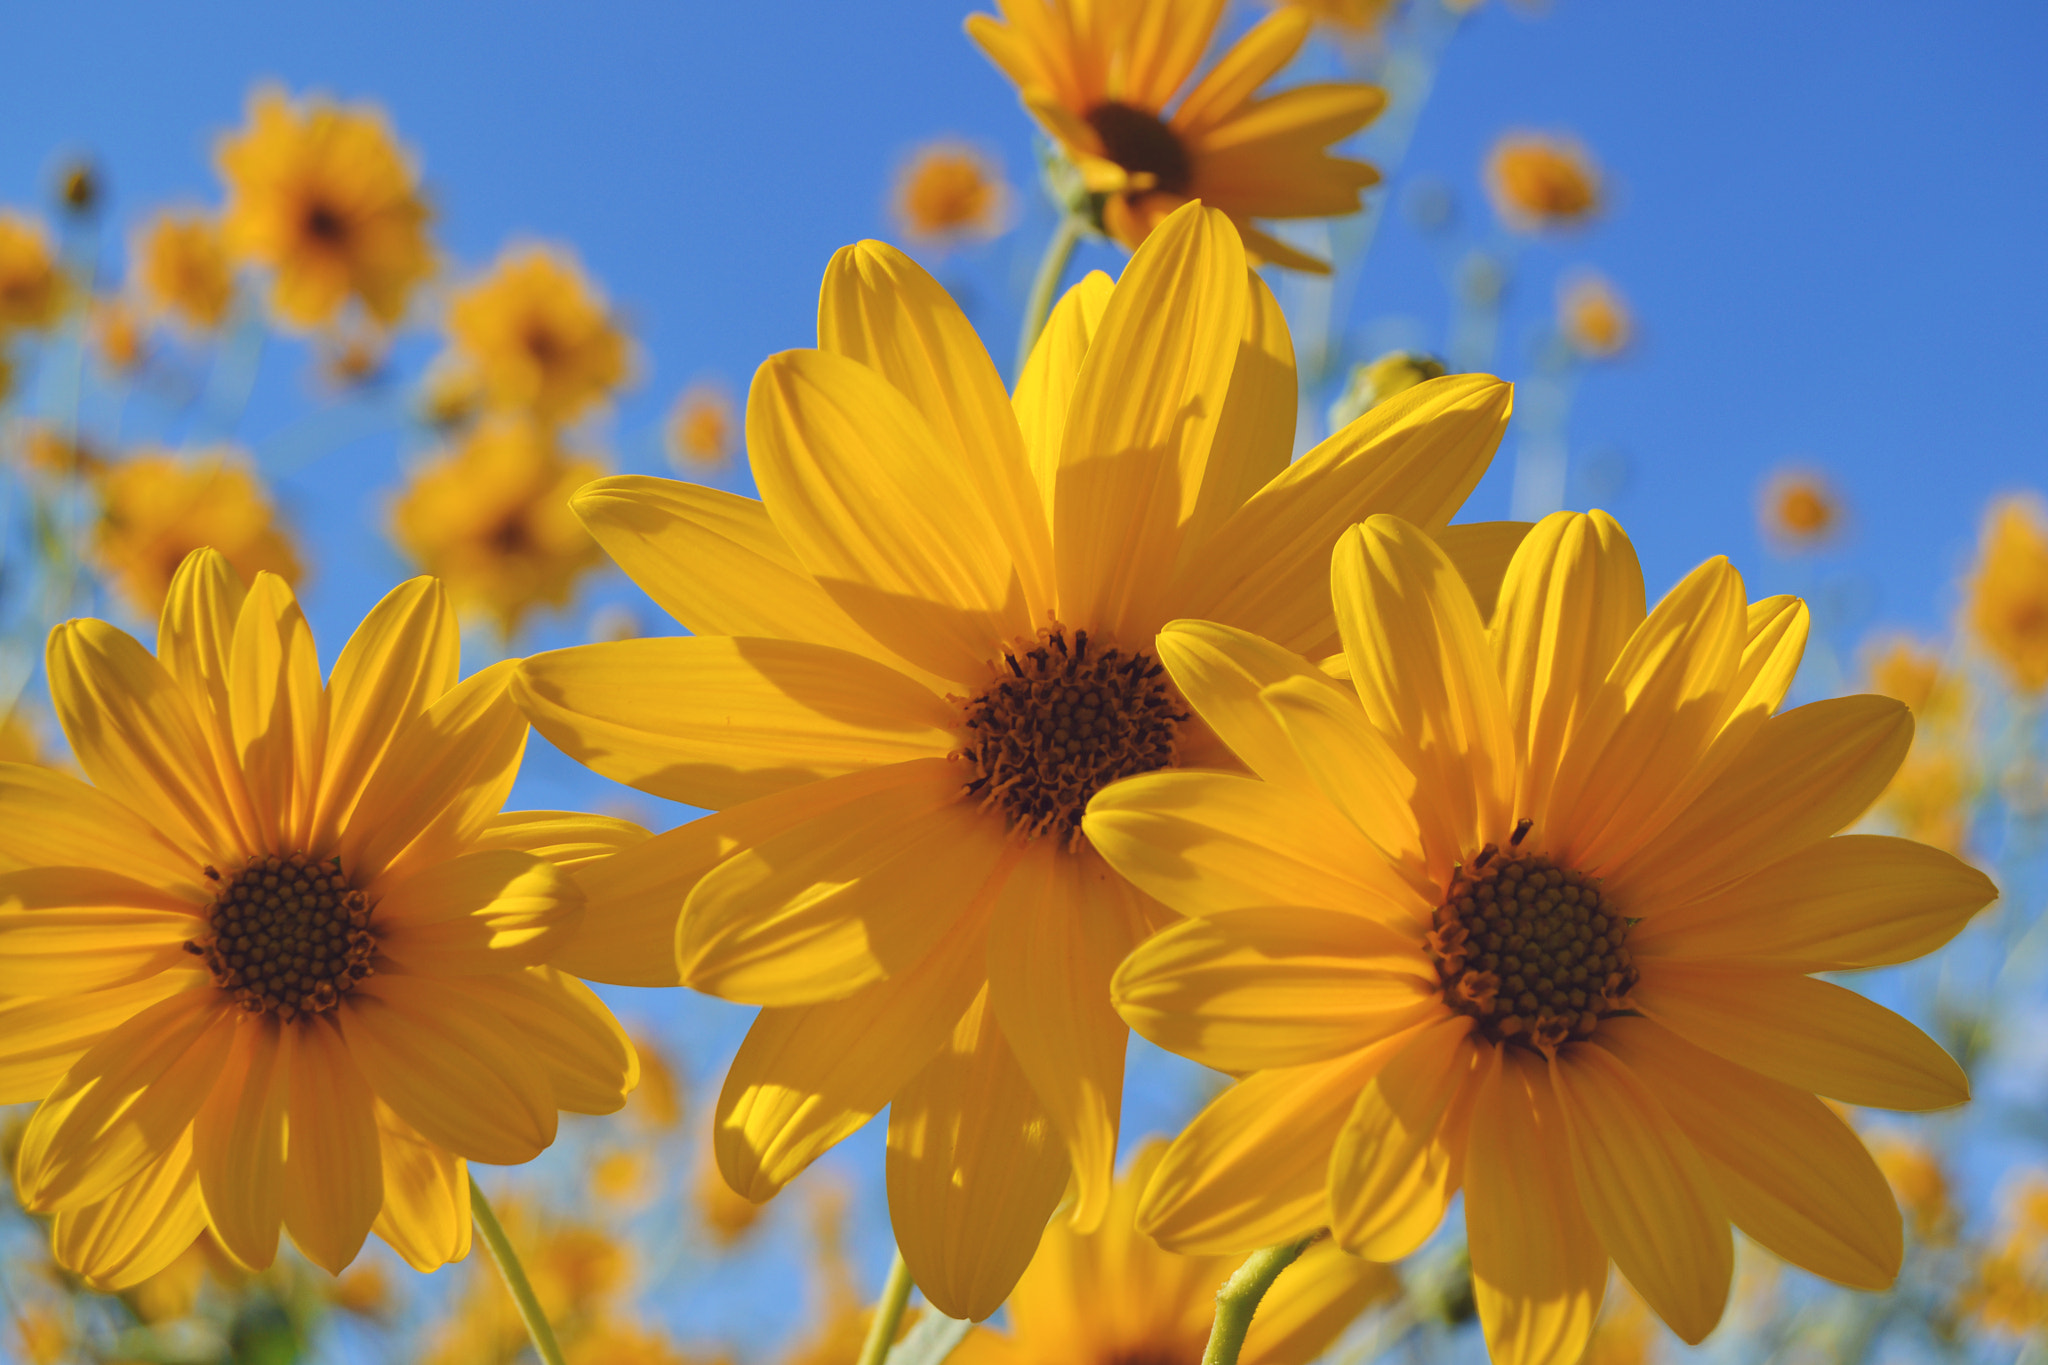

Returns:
958,626,1186,845
1084,101,1193,197
1424,822,1636,1051
183,852,377,1022
303,200,349,246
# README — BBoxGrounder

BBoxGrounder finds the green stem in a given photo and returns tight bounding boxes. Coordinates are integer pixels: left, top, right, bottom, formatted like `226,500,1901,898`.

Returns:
468,1175,567,1365
1199,1236,1319,1365
856,1250,917,1365
1015,214,1084,382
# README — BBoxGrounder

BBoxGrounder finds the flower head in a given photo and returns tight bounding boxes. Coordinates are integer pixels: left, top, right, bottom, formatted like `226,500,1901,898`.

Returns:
511,204,1513,1318
1085,510,1993,1365
134,210,236,332
0,211,68,332
92,448,302,621
92,295,147,372
216,86,434,330
1328,351,1449,430
0,552,642,1286
1758,466,1843,553
388,418,609,638
893,140,1014,246
1559,271,1632,359
445,245,631,425
1966,493,2048,692
968,0,1385,271
664,379,740,470
1486,133,1602,231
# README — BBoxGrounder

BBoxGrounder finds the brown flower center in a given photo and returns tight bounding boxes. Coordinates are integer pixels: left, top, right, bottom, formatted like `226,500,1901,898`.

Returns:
958,626,1186,845
303,200,350,246
1084,101,1192,197
1424,822,1636,1051
183,852,377,1022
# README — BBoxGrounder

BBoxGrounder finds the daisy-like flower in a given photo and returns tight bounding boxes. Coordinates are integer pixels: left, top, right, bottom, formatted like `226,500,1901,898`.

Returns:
1967,493,2048,693
92,448,302,621
967,0,1385,271
0,551,641,1287
1085,510,1994,1365
445,244,632,426
133,210,236,333
511,204,1516,1318
1557,271,1631,360
1486,132,1602,231
0,210,68,333
663,379,740,471
953,1140,1394,1365
1757,466,1844,554
893,140,1015,248
216,86,434,331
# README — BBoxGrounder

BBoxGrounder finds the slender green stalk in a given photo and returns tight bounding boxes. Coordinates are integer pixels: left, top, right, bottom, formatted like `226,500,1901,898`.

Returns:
1015,214,1084,382
856,1250,917,1365
1199,1235,1319,1365
468,1174,568,1365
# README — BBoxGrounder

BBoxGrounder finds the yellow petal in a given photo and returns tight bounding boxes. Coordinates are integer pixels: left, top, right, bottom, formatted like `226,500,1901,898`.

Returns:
1172,6,1309,135
374,849,583,974
451,967,638,1116
1598,1016,1901,1291
193,1013,289,1269
0,761,198,888
1199,83,1388,153
1112,907,1433,1072
1176,269,1297,570
1630,834,1997,971
156,548,258,837
817,240,1053,621
1119,0,1225,109
227,572,327,849
313,577,459,851
1013,271,1115,509
1241,1238,1400,1365
1433,520,1534,624
749,346,1033,685
1550,1042,1730,1345
1334,517,1516,873
50,1129,205,1291
282,1017,382,1274
1329,1014,1480,1259
340,973,556,1165
514,635,958,809
1260,673,1430,878
679,758,1012,1006
0,868,202,994
1154,619,1350,789
1464,1047,1605,1365
716,898,988,1200
370,1101,471,1271
1054,202,1248,645
469,809,649,870
987,843,1150,1232
1168,374,1510,658
0,973,204,1103
1638,961,1967,1110
886,987,1071,1322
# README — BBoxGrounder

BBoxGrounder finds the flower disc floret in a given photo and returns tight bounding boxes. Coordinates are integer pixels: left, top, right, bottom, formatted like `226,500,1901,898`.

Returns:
184,851,376,1022
1084,102,1192,196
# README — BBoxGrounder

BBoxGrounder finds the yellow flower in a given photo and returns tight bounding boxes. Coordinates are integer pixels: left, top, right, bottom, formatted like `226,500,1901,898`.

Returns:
92,448,303,622
92,295,148,372
388,419,610,638
1,706,49,766
953,1140,1394,1365
11,422,105,481
1486,133,1602,230
1962,1173,2048,1337
695,1139,765,1244
1580,1279,1659,1365
1757,466,1843,552
893,140,1014,245
419,355,486,431
134,210,236,332
664,379,740,470
968,0,1385,271
1084,509,1994,1365
1559,271,1631,359
216,86,434,330
1866,1133,1953,1243
1864,635,1955,721
1863,635,1976,853
1328,351,1448,430
1966,493,2048,692
0,551,643,1288
0,211,68,332
510,205,1516,1318
570,1326,701,1365
1267,0,1396,36
331,1260,394,1318
446,244,631,425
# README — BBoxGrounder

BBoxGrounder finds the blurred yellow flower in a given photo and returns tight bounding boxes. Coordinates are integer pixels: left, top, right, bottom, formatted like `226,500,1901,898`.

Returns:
954,1140,1394,1365
571,1326,701,1365
0,552,642,1287
0,706,48,766
447,244,631,425
1962,1173,2048,1337
1966,493,2048,692
57,160,101,218
1867,1133,1955,1244
216,86,434,330
628,1032,685,1129
1758,466,1844,553
696,1140,766,1245
893,140,1013,245
92,447,302,620
10,422,105,481
134,210,236,332
968,0,1385,271
1269,0,1396,35
1580,1280,1660,1365
1089,511,1992,1364
388,418,610,637
591,1148,654,1205
1865,635,1955,720
664,378,739,469
92,295,147,372
0,210,68,332
1328,350,1448,429
331,1261,394,1318
9,1304,70,1365
1559,270,1632,359
1486,132,1602,230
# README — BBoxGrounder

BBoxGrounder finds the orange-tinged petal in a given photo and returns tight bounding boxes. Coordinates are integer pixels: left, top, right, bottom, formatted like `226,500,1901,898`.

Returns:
0,762,199,889
679,758,1012,1006
374,849,582,974
1329,1014,1480,1259
282,1016,382,1273
0,973,205,1103
0,868,201,994
716,896,989,1201
514,635,958,809
1638,961,1967,1110
1433,520,1534,624
1464,1047,1605,1365
450,967,637,1116
50,1130,205,1291
1551,1042,1730,1344
1167,374,1509,659
1197,83,1388,153
886,987,1071,1321
1013,271,1114,509
227,572,327,849
469,809,648,870
1054,203,1248,645
749,346,1033,685
370,1101,471,1271
194,1014,289,1269
1599,1016,1901,1291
